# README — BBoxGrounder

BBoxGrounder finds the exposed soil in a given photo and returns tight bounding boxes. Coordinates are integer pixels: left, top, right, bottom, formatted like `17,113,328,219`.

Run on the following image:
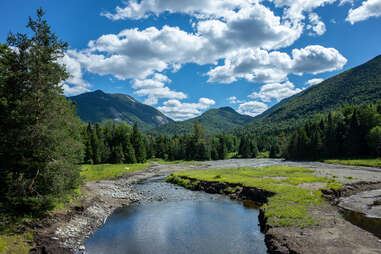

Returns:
29,159,381,254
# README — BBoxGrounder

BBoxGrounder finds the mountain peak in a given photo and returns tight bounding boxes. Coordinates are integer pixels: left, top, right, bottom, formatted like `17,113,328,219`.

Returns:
218,106,237,113
68,91,173,130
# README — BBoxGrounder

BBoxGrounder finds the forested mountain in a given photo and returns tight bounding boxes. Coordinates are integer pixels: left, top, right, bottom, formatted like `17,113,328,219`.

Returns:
151,107,254,136
240,55,381,135
69,90,173,130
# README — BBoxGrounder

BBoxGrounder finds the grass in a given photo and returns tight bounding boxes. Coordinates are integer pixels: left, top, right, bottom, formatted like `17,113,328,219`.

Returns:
324,158,381,168
149,159,204,166
257,151,270,158
0,233,33,254
80,163,149,181
81,158,207,182
168,166,341,228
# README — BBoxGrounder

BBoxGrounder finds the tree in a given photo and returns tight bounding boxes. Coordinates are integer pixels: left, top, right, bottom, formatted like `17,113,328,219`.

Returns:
0,9,83,214
368,126,381,157
217,136,228,160
131,123,146,163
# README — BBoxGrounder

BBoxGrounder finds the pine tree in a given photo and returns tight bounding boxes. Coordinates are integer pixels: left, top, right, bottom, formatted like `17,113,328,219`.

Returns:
0,9,83,213
131,123,146,163
217,136,228,160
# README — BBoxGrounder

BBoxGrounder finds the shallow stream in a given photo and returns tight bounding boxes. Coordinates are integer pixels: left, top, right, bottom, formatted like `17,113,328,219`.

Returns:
85,176,267,254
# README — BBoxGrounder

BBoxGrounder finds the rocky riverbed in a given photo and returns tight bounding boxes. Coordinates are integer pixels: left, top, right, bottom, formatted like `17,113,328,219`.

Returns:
29,159,381,254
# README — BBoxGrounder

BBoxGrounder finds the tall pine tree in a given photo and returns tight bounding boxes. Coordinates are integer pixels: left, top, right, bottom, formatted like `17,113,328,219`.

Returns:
0,9,83,214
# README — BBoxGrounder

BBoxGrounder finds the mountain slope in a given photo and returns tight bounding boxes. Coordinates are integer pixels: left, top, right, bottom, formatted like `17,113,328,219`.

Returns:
241,55,381,134
151,107,254,136
69,90,173,130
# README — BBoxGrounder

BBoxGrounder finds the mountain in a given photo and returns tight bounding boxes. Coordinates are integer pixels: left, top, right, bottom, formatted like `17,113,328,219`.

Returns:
151,107,254,136
240,54,381,135
68,90,173,130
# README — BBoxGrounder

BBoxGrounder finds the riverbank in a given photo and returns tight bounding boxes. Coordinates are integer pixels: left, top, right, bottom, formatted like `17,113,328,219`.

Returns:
27,162,201,254
23,159,381,253
168,165,381,254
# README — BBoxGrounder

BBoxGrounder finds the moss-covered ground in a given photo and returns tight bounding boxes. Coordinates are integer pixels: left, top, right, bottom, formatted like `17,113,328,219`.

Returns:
324,158,381,168
168,166,341,228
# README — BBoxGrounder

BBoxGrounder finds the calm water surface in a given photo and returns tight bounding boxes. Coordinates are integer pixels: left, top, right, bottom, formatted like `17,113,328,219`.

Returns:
85,176,267,254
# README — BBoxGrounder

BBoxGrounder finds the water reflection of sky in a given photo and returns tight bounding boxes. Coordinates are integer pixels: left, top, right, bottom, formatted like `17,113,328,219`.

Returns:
85,179,267,254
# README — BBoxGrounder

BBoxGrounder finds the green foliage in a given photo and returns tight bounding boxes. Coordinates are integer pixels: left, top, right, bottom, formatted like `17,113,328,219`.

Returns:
238,55,381,137
0,9,83,215
69,90,173,131
367,126,381,157
0,233,32,254
286,103,381,160
80,163,149,181
151,107,254,136
324,158,381,168
169,166,339,227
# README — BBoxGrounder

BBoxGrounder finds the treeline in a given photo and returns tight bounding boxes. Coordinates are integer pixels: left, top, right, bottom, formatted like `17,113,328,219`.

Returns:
286,103,381,160
82,121,265,163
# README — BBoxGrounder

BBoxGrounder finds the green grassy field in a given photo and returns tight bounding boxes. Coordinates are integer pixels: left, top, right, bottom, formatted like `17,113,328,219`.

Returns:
80,159,205,182
80,163,150,182
168,166,341,227
324,158,381,168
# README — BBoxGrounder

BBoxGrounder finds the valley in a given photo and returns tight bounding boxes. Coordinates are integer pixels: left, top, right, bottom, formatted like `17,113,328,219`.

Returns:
29,159,381,254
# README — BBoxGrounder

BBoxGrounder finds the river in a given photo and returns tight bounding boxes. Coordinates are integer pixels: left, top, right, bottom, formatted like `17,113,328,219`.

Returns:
85,176,267,254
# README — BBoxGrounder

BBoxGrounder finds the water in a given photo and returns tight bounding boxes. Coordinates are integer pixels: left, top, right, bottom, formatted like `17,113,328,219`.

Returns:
342,209,381,239
85,176,267,254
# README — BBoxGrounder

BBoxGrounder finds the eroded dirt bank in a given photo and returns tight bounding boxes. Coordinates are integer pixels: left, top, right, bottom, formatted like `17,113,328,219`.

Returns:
29,159,381,254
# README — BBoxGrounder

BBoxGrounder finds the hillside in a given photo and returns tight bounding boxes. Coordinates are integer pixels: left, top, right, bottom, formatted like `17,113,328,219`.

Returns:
68,90,173,130
151,107,254,136
240,54,381,134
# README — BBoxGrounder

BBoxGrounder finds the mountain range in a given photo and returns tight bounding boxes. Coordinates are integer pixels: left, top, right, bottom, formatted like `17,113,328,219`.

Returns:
151,107,254,136
239,54,381,135
69,55,381,136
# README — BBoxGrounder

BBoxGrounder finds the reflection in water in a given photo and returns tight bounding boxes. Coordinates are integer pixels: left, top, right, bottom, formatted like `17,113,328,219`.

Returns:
85,178,267,254
342,209,381,239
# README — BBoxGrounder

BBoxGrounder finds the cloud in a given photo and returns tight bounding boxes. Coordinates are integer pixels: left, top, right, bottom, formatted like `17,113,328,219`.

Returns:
270,0,336,21
339,0,354,6
132,74,187,105
307,13,326,36
67,26,206,81
291,45,347,74
207,45,346,84
248,81,302,102
157,98,215,121
346,0,381,24
237,101,269,117
227,96,244,104
197,5,303,51
102,0,256,20
306,78,324,86
60,54,91,96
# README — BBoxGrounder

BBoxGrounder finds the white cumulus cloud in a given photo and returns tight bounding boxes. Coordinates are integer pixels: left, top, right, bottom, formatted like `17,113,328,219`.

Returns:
102,0,256,20
346,0,381,24
132,74,187,105
207,45,346,84
306,78,324,86
237,101,269,117
307,13,327,36
60,54,91,96
158,98,215,121
248,81,302,103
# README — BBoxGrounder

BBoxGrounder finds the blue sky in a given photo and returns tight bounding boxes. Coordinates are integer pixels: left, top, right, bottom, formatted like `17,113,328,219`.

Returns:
1,0,381,120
